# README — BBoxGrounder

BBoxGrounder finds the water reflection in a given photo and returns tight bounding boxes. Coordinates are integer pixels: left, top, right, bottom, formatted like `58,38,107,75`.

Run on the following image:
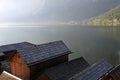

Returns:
0,26,120,65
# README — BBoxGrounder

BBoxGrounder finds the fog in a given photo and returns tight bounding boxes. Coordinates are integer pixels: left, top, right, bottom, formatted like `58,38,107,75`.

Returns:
0,0,45,22
0,0,120,24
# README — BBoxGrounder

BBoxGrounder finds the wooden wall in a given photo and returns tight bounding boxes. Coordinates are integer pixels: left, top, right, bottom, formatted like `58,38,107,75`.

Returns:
30,54,68,76
9,51,30,80
9,51,69,80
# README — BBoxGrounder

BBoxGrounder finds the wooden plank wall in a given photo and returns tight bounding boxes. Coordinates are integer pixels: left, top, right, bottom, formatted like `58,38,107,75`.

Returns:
9,52,30,80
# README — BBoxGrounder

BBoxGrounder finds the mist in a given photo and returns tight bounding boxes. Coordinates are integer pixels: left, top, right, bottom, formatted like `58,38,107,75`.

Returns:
0,0,120,25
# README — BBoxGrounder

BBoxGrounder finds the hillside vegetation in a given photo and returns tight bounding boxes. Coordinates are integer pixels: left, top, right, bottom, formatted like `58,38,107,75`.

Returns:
84,5,120,26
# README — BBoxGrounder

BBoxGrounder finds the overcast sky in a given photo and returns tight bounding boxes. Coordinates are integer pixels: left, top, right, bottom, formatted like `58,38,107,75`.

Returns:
0,0,96,23
0,0,46,23
0,0,120,25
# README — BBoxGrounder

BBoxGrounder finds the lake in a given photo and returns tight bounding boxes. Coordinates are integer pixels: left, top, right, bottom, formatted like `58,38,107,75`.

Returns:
0,25,120,65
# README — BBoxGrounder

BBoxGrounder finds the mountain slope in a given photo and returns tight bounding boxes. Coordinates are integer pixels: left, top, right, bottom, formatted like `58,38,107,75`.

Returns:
33,0,120,22
85,5,120,26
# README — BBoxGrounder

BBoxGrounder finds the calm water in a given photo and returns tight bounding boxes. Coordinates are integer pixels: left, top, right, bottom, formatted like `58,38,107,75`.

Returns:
0,25,120,65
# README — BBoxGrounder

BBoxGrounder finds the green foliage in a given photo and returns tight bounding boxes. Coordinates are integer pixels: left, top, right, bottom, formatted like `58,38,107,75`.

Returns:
85,4,120,26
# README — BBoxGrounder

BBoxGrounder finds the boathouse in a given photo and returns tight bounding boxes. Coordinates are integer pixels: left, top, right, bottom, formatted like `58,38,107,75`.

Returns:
0,42,36,73
36,57,90,80
0,41,71,80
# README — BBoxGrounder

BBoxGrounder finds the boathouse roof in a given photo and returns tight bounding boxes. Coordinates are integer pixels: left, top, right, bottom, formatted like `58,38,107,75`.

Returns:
43,57,90,80
71,59,113,80
0,42,35,52
0,41,71,66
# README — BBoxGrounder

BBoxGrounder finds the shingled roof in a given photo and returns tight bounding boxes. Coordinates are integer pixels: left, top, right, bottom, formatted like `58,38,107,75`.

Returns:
17,40,71,66
1,61,11,72
0,42,36,52
0,41,70,66
43,57,90,80
71,60,113,80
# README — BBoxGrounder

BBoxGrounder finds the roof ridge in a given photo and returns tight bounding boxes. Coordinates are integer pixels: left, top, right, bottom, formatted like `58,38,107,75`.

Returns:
0,41,35,46
37,40,63,46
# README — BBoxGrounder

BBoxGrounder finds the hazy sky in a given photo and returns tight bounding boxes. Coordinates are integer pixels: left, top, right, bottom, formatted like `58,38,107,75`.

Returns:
0,0,120,25
0,0,99,23
0,0,46,24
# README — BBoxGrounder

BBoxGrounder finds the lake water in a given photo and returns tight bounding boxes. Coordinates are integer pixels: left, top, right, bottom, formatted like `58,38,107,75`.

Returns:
0,25,120,65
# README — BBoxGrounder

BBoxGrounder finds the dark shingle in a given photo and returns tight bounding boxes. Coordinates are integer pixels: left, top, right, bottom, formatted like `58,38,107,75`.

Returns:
0,53,4,57
0,53,5,61
0,42,36,52
17,41,71,66
0,41,70,66
44,57,90,80
72,60,113,80
1,61,11,72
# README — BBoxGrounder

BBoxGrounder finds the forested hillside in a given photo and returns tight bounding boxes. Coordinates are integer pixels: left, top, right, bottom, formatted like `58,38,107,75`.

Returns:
85,5,120,26
36,0,120,21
